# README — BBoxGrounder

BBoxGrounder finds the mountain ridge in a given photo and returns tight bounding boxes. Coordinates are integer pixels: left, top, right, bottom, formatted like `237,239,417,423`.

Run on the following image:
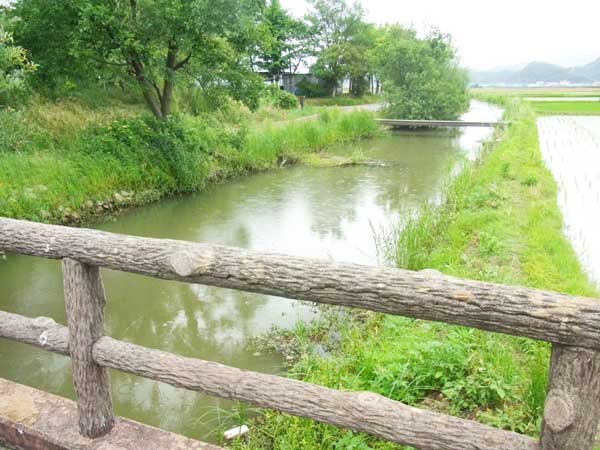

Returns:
470,57,600,85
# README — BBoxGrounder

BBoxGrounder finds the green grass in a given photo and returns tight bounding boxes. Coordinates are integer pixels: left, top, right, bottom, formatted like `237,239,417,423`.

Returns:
305,94,381,107
0,99,378,224
228,97,599,450
529,100,600,115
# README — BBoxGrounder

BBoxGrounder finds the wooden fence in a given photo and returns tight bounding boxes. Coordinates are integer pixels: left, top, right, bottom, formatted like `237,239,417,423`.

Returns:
0,217,599,450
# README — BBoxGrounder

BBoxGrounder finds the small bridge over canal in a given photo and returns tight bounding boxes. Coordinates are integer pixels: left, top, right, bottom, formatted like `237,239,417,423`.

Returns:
376,118,507,128
0,217,599,450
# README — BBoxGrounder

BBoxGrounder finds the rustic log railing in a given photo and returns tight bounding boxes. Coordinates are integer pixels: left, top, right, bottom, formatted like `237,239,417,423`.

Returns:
0,217,599,450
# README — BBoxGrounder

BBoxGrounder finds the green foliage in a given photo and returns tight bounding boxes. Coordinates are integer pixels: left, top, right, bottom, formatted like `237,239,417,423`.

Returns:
306,0,368,95
306,94,379,106
11,0,264,118
375,26,469,120
256,0,312,79
80,115,215,193
0,27,36,107
0,93,376,223
296,78,330,97
263,84,298,109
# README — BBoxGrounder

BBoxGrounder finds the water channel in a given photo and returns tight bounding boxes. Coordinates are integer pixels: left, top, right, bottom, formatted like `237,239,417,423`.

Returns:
0,100,502,442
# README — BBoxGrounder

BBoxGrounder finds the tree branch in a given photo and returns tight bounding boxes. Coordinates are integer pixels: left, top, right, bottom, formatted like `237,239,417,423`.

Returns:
173,53,193,70
150,80,163,103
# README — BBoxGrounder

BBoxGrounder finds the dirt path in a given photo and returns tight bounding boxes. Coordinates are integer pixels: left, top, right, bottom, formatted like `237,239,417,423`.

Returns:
289,103,383,122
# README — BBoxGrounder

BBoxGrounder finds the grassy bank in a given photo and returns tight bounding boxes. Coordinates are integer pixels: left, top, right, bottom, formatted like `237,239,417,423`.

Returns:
0,97,378,224
229,97,598,449
306,94,381,107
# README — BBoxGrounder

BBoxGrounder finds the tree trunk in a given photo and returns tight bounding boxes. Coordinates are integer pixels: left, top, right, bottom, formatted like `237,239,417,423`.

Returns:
161,43,177,118
130,59,164,119
141,86,164,119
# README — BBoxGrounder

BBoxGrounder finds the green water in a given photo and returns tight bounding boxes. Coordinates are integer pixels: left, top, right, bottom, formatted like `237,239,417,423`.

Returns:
0,101,501,443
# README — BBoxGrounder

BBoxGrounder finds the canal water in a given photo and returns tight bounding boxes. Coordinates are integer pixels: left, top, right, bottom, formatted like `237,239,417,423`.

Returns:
0,101,501,442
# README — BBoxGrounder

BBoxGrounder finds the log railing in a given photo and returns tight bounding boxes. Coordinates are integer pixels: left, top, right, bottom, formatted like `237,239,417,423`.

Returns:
0,217,599,450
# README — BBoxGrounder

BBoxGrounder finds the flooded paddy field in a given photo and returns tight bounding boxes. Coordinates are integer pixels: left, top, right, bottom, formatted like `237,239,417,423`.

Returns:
537,116,600,287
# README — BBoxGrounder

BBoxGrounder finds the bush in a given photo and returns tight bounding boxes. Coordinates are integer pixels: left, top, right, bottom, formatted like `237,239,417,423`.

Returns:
78,114,235,193
375,26,469,120
296,77,330,98
273,89,298,109
263,84,298,110
0,28,36,108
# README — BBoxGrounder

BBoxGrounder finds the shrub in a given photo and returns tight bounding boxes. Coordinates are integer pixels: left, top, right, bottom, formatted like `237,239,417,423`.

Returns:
274,89,298,109
0,28,36,108
78,114,221,193
263,84,298,110
375,26,469,120
296,77,330,98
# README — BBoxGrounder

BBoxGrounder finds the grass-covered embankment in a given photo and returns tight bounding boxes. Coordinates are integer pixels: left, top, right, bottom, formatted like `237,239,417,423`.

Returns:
0,97,378,224
230,97,599,450
530,100,600,115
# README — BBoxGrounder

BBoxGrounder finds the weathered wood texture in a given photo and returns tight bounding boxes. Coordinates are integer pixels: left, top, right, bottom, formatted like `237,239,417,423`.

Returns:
93,337,538,450
540,345,600,450
2,218,600,350
0,311,538,450
0,377,222,450
62,259,114,438
0,311,69,355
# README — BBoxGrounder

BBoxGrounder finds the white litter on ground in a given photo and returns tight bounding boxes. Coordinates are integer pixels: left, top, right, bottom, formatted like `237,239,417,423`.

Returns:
224,424,249,440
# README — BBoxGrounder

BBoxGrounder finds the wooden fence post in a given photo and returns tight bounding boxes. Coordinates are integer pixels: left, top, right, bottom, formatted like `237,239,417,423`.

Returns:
62,258,114,438
540,344,600,450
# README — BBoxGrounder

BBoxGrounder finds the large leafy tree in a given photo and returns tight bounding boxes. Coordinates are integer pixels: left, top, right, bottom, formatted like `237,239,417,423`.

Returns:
11,0,96,91
343,21,376,96
12,0,263,118
306,0,365,96
257,0,311,81
375,25,469,119
76,0,263,118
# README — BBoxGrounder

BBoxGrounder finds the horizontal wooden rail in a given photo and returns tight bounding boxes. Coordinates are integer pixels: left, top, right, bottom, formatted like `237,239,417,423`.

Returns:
2,218,600,350
376,119,507,128
0,311,538,450
0,378,223,450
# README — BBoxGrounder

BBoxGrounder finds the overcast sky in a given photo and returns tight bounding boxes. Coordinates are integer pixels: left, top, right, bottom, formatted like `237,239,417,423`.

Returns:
281,0,600,70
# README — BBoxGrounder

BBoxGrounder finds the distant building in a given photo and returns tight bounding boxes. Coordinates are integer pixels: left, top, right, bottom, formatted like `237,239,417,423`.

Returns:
260,71,326,94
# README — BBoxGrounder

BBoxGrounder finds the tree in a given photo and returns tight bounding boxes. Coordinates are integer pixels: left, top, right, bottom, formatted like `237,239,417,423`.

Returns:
375,26,469,119
0,25,36,107
257,0,311,81
343,21,376,96
12,0,264,119
11,0,97,91
306,0,365,96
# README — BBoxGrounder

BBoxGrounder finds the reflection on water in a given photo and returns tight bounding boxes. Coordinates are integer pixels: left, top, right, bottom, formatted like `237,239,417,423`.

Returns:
538,116,600,287
0,100,502,442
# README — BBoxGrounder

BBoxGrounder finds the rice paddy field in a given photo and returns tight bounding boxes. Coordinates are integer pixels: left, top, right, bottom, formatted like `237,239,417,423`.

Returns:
537,116,600,288
530,100,600,115
471,87,600,98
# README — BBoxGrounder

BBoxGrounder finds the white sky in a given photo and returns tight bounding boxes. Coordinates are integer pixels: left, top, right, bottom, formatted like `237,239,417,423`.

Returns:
281,0,600,70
